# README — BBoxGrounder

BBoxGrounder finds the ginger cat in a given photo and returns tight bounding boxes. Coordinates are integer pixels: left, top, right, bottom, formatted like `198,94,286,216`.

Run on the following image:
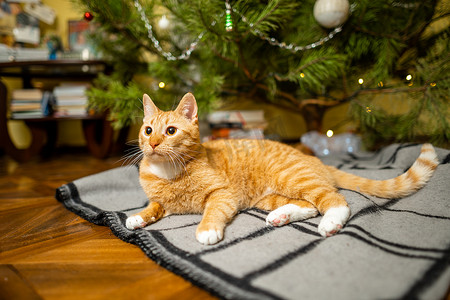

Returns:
126,93,439,245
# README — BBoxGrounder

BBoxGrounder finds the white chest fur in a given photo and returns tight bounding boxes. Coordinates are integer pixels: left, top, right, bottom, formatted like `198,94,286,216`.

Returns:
148,160,184,180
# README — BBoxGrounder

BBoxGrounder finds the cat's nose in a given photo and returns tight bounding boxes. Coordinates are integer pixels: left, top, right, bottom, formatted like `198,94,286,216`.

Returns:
150,142,160,149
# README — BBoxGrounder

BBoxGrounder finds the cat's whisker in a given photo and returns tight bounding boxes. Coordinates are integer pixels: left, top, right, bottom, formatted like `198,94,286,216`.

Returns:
117,152,136,165
165,151,177,172
125,139,140,146
122,145,142,155
117,146,143,166
134,98,144,113
167,149,192,183
169,148,200,161
131,152,144,166
167,150,187,172
123,147,142,156
166,151,192,185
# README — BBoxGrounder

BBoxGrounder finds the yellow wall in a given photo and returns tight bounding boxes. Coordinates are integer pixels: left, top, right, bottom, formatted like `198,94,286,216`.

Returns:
41,0,87,147
41,0,82,50
7,0,86,149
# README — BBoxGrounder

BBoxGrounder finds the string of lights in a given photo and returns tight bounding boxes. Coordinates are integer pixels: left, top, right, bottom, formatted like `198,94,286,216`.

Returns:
234,7,343,52
134,0,206,60
133,0,343,61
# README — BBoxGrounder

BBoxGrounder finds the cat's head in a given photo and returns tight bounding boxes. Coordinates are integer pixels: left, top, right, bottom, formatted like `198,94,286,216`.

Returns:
139,93,200,162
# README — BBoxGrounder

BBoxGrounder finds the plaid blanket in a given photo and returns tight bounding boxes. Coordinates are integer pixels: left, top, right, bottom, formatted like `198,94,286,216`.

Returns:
56,144,450,300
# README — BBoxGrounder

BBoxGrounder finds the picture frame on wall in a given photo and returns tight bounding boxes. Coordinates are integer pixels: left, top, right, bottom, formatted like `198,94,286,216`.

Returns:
68,20,89,51
68,20,97,54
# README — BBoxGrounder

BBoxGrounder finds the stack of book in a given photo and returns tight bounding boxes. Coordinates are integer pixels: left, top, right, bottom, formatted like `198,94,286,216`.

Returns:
53,84,89,116
10,89,53,119
206,110,267,140
0,45,49,62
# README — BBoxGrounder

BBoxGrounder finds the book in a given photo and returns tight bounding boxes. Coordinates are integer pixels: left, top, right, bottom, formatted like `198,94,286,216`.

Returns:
53,84,89,96
10,103,41,111
207,110,266,128
53,84,89,116
206,110,267,140
12,89,43,100
11,111,44,119
9,90,54,119
41,91,55,116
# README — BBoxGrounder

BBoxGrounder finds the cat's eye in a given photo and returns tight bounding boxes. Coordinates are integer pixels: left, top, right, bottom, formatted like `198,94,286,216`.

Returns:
166,126,177,136
145,126,152,136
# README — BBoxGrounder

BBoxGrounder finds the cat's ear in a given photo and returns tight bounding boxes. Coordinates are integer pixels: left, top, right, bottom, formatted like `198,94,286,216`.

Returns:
143,94,160,118
175,93,198,123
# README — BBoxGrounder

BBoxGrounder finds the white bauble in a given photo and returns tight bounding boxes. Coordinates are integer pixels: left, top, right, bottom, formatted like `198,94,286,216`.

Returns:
313,0,350,28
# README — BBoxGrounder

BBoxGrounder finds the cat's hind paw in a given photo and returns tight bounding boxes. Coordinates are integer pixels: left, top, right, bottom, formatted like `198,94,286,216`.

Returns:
196,229,223,245
266,212,290,226
266,204,318,227
126,215,147,230
318,206,350,237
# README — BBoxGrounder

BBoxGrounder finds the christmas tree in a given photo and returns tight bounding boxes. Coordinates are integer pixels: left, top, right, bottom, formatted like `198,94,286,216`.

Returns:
77,0,449,148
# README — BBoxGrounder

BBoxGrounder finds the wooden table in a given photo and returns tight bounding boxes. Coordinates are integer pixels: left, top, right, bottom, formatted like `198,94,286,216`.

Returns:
0,60,124,162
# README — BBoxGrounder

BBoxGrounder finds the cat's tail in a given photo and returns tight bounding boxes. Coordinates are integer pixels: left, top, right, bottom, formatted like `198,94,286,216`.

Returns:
327,144,439,199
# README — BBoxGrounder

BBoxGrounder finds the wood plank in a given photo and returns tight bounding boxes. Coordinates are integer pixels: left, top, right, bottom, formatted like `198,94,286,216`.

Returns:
15,237,149,264
0,152,217,299
13,262,213,300
0,265,42,299
0,197,55,212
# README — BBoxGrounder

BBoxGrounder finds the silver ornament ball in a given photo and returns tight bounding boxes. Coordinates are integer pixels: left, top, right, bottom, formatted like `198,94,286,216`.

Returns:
314,0,350,28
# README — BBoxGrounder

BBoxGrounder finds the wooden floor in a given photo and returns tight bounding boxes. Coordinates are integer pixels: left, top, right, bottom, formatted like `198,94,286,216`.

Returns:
0,149,216,300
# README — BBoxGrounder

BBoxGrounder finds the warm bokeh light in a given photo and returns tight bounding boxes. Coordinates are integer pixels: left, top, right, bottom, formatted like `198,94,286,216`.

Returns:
326,130,334,137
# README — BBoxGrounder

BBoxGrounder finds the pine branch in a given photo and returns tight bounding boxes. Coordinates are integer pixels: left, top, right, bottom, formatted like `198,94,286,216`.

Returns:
236,41,255,82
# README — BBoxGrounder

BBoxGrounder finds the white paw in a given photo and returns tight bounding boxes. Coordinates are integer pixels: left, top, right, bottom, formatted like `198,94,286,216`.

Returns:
318,206,350,237
266,204,318,227
266,210,290,226
196,229,223,245
126,215,147,230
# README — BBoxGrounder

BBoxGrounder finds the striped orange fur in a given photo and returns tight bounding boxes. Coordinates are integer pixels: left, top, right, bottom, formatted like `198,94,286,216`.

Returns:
326,143,438,199
126,93,439,245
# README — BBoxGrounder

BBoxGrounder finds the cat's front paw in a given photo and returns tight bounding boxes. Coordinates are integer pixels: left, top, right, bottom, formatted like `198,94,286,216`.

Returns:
196,229,223,245
126,215,147,230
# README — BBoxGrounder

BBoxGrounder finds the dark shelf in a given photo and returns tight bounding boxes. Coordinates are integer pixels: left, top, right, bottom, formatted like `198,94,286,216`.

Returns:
0,59,125,162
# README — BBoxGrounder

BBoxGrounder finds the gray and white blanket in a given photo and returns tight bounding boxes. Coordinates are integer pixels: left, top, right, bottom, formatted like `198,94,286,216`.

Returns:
56,144,450,300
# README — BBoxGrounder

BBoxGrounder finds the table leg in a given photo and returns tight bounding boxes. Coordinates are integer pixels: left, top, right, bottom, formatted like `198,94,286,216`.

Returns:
82,118,114,159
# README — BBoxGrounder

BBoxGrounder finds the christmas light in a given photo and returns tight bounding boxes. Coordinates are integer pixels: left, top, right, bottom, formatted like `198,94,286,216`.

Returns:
225,0,233,31
326,130,334,137
158,15,170,29
134,0,204,60
358,78,364,85
158,82,166,88
406,74,412,81
81,49,90,61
